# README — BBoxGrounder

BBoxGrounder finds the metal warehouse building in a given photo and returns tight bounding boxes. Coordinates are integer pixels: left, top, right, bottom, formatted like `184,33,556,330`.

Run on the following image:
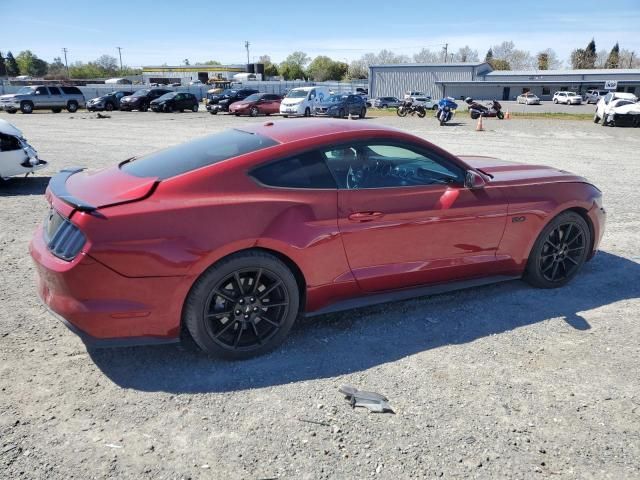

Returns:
142,64,247,84
369,63,640,101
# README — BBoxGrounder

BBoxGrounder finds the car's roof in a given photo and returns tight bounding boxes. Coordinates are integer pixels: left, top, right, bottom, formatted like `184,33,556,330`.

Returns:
240,119,400,144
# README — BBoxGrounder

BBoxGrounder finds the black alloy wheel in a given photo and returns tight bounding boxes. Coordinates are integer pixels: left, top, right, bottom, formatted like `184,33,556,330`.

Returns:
184,251,299,359
525,211,590,288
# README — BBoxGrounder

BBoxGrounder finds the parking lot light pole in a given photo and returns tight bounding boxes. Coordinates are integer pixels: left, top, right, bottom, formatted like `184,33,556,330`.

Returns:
117,47,123,73
62,48,69,78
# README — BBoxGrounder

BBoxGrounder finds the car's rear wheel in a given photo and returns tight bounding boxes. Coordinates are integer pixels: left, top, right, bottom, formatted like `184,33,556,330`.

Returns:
359,107,366,118
20,101,34,114
524,211,590,289
304,107,311,117
105,102,114,111
66,101,78,113
184,251,300,360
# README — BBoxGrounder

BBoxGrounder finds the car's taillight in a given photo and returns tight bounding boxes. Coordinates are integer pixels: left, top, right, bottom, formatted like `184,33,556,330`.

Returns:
43,210,86,261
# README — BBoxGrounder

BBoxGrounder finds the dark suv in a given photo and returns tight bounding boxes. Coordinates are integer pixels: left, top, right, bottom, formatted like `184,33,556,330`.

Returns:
206,88,259,114
119,88,172,112
150,92,199,112
86,91,134,111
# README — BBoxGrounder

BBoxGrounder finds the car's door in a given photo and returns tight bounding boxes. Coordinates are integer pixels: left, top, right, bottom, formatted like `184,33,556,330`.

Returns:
33,86,51,108
47,86,64,108
322,141,508,292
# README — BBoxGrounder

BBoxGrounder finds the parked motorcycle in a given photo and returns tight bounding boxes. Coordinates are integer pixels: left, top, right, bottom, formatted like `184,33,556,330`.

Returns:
396,100,427,118
436,97,459,125
466,98,504,120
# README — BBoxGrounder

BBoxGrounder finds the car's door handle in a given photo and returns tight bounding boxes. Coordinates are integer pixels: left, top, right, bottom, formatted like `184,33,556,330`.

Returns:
348,211,384,222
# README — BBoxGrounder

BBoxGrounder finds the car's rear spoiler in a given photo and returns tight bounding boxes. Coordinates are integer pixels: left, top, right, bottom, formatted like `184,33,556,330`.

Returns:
49,167,97,212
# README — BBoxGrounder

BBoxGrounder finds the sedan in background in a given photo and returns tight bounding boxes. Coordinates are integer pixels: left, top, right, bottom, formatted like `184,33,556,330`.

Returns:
314,93,367,118
373,97,402,108
229,93,282,116
150,92,199,113
516,92,541,105
86,91,134,111
119,88,172,112
553,91,582,105
30,120,604,359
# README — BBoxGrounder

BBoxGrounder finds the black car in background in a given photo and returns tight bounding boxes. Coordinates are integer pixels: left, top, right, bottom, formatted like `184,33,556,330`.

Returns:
119,88,171,111
206,88,259,114
150,92,200,112
314,93,367,118
86,91,134,111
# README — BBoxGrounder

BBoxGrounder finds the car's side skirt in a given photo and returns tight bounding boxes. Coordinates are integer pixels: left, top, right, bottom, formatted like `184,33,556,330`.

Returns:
306,275,521,317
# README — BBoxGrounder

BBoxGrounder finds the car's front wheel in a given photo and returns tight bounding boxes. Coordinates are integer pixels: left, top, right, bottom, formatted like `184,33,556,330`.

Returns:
593,113,600,123
249,106,259,117
20,101,34,114
524,211,591,289
184,251,300,360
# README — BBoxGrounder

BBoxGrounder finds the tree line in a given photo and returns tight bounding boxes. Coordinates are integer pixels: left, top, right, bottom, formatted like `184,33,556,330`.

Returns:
1,40,638,82
0,50,141,79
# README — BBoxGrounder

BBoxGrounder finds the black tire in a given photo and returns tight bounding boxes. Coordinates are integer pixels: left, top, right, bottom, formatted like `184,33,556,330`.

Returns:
524,211,591,289
210,110,218,115
593,113,600,124
6,110,16,114
66,101,78,113
20,101,34,114
470,111,479,120
250,106,259,117
51,108,62,113
417,109,426,118
164,104,173,113
105,102,114,112
381,104,387,109
183,251,300,360
553,99,558,104
396,106,407,117
192,104,198,112
304,107,311,117
432,104,438,110
282,115,288,118
338,108,345,119
139,103,148,112
359,107,366,119
497,111,505,120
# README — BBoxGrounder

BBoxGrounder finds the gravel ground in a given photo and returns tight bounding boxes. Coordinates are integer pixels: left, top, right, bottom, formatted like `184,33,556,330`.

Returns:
1,110,639,480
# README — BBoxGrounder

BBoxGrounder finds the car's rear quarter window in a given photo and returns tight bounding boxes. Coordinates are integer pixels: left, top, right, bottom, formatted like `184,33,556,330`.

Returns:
121,129,278,180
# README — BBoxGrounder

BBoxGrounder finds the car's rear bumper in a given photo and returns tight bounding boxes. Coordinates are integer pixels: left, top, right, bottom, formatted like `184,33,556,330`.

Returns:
30,226,184,345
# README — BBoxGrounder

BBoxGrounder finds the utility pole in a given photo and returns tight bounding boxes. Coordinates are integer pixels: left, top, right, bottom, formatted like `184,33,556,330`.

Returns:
244,41,250,65
62,48,69,77
630,52,635,68
116,47,123,72
443,43,448,63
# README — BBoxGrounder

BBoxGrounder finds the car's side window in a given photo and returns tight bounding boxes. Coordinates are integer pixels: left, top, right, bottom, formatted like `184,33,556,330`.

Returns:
35,87,48,95
49,86,61,95
251,151,336,189
322,142,464,190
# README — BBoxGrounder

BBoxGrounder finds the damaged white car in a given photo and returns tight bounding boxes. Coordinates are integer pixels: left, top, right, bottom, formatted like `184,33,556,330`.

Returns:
600,99,640,127
0,119,47,180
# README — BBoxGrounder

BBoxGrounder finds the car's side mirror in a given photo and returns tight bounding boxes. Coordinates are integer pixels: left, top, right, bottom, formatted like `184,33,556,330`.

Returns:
465,170,487,189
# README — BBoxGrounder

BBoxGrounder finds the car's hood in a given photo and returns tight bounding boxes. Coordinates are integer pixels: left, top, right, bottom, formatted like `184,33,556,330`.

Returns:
55,166,158,210
318,102,342,108
0,94,19,100
89,95,108,102
282,98,304,105
0,118,23,137
612,103,640,114
459,156,587,185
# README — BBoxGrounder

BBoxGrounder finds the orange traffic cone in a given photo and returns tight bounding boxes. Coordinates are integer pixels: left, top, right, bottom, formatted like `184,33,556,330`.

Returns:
476,115,484,131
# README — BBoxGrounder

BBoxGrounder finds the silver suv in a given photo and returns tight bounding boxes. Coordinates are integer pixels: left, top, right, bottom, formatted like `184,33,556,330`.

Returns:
0,85,86,114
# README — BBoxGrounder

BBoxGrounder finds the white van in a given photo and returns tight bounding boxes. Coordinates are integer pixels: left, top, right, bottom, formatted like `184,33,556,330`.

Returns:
280,86,330,117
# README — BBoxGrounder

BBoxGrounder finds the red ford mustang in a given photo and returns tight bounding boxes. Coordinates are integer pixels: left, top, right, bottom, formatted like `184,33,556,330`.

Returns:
30,120,606,359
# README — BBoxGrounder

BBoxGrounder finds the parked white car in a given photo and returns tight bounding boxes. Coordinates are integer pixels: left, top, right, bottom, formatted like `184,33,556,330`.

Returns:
404,90,426,99
594,92,638,124
516,92,541,105
597,98,640,127
279,86,330,117
408,95,437,109
553,91,582,105
0,120,47,180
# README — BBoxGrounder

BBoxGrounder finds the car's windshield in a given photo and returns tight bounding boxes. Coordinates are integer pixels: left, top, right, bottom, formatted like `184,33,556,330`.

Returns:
132,89,149,97
157,92,177,101
17,87,35,94
243,94,262,102
326,94,346,103
286,89,309,98
221,89,237,96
